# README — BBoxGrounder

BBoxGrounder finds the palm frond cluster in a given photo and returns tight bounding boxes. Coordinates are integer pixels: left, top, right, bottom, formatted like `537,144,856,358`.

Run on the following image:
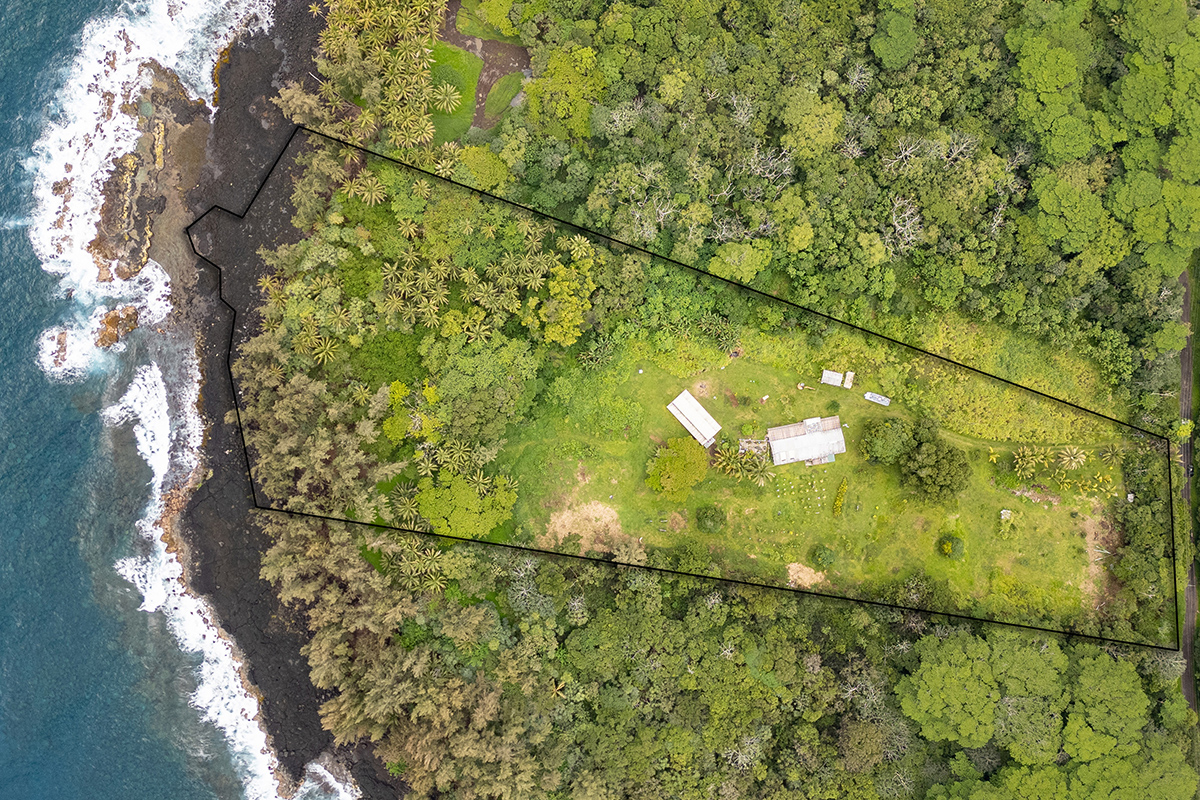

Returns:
375,531,447,593
712,441,777,487
311,0,450,149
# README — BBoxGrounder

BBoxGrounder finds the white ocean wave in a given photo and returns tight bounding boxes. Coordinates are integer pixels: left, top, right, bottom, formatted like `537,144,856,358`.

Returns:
28,0,273,380
35,0,363,797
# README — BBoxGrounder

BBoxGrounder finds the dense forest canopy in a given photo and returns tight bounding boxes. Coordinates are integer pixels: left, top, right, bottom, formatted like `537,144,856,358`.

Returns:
227,0,1200,795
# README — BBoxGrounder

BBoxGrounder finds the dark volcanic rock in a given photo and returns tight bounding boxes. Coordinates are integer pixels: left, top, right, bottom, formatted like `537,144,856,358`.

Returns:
175,0,334,792
179,5,413,796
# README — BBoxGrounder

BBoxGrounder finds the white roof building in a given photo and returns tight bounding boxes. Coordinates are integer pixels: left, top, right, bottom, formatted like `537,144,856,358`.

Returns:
767,416,847,466
843,371,855,389
864,392,891,406
820,369,844,386
667,390,721,448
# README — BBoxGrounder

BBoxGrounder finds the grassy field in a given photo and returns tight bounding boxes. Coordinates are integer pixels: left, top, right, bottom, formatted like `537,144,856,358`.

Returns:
429,42,482,144
483,72,524,120
492,335,1134,632
456,0,524,44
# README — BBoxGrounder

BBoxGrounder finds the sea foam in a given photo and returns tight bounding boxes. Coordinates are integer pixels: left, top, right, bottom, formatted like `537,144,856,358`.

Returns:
33,0,361,797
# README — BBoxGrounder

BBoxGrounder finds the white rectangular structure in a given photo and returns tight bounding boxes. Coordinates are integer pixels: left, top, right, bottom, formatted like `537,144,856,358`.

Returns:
820,369,843,386
767,416,847,466
667,390,721,448
864,392,891,406
843,371,855,389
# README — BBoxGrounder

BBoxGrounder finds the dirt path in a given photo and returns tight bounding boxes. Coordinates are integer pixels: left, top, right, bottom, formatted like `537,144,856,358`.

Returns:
437,0,530,129
1179,269,1196,712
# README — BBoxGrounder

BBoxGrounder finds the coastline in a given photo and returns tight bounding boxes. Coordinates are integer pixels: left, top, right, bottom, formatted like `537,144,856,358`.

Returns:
167,2,405,797
35,0,400,794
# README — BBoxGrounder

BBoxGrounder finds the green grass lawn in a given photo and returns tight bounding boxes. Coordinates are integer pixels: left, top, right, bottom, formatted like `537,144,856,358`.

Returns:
430,42,482,144
456,0,525,44
493,340,1131,634
483,72,524,120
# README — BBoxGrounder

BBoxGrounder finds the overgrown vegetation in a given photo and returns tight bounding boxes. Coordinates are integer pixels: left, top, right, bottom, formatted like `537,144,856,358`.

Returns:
234,0,1200,795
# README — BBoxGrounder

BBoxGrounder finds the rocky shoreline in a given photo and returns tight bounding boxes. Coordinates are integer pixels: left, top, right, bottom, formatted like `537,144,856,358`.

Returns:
115,1,404,796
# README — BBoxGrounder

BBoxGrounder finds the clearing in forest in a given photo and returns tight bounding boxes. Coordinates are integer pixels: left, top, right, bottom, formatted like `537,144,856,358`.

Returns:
190,128,1179,648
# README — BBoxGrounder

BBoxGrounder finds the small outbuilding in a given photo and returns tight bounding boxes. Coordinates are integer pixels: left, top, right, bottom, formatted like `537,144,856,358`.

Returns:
843,371,855,389
864,392,891,406
667,390,722,448
767,416,847,466
820,369,844,387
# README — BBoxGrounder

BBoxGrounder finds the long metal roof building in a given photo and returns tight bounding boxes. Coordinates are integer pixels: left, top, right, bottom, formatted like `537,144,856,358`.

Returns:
667,390,721,448
767,416,847,466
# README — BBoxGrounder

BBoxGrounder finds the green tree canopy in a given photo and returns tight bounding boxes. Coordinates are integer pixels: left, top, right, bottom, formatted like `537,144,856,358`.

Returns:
645,437,709,502
896,632,999,748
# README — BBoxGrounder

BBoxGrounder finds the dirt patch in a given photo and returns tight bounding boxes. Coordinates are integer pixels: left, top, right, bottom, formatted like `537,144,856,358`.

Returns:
540,501,629,555
438,0,531,128
692,379,711,399
668,512,686,531
1010,485,1061,505
787,562,827,589
575,461,590,485
1081,507,1123,610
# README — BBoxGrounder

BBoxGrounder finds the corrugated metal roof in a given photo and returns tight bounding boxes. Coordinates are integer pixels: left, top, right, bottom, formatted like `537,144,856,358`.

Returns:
767,415,846,466
667,390,721,448
820,370,843,386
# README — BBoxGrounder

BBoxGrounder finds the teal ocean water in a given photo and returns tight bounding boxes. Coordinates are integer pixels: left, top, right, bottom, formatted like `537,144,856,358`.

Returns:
0,1,352,798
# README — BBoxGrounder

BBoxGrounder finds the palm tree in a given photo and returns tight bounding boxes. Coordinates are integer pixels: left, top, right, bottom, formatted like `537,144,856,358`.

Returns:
411,178,431,199
713,442,740,476
515,216,537,240
430,82,461,113
390,494,421,524
382,261,402,283
442,439,472,473
312,335,340,365
466,469,492,495
1058,446,1086,471
397,218,420,239
417,299,440,328
420,571,448,594
329,306,351,332
415,268,438,293
398,247,421,268
1099,444,1123,468
464,316,492,343
429,284,450,308
435,156,457,178
359,174,386,206
744,454,776,487
380,292,406,317
414,115,436,145
349,382,372,406
566,234,592,260
415,451,436,477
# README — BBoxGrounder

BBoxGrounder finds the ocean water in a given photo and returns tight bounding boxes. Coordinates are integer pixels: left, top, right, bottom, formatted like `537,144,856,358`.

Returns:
0,1,354,798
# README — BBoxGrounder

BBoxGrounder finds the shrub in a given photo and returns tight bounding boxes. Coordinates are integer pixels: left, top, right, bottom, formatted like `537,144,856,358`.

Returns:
812,544,835,569
826,399,841,415
695,504,726,534
646,437,709,502
861,417,914,464
833,477,849,516
937,534,965,561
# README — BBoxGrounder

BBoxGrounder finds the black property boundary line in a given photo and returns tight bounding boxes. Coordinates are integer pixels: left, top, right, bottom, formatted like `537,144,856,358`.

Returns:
185,124,1182,653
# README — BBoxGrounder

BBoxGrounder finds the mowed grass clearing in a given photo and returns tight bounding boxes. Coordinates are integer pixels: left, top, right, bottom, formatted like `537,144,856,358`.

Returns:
494,339,1129,631
430,42,482,144
484,71,524,120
